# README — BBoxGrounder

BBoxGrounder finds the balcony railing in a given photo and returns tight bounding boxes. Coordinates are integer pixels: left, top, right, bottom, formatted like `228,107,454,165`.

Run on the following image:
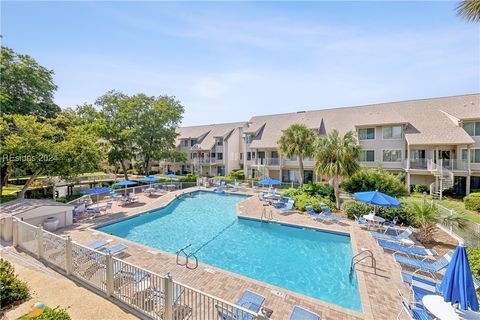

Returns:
426,159,469,172
409,159,428,169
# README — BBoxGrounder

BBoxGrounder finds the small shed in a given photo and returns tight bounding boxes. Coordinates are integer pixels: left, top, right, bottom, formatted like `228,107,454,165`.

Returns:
0,199,74,241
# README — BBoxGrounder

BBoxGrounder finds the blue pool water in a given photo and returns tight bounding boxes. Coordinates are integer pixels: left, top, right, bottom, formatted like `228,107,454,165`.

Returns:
98,191,362,312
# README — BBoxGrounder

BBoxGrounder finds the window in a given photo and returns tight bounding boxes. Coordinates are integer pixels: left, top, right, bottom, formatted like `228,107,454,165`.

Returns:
382,126,402,139
211,152,216,158
271,151,279,159
247,152,251,161
464,122,480,136
383,150,402,162
360,150,375,162
358,128,375,140
287,155,297,161
462,148,480,163
216,138,223,146
240,153,243,160
252,152,256,159
217,153,223,160
183,140,188,147
190,139,197,146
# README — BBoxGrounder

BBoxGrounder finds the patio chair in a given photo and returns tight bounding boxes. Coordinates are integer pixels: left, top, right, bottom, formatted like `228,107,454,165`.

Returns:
371,226,414,242
396,290,432,320
382,216,399,228
216,290,265,320
306,205,325,222
87,239,111,250
289,306,321,320
353,215,368,228
377,240,437,258
320,203,344,223
394,251,453,280
401,271,479,291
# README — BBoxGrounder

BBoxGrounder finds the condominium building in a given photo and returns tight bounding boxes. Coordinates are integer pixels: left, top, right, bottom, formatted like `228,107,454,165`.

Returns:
164,94,480,195
160,122,245,177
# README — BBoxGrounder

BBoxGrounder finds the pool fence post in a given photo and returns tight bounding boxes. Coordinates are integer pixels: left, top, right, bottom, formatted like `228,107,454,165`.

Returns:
12,218,18,247
163,273,173,320
105,253,114,297
65,236,72,276
37,226,44,260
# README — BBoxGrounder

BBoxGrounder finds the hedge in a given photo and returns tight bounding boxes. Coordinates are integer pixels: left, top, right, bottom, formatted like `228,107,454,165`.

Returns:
281,187,336,212
342,168,408,197
464,192,480,211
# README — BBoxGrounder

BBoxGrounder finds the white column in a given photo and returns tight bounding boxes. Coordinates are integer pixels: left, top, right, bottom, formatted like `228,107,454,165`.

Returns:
406,145,410,170
37,226,44,260
467,147,471,172
466,175,471,195
12,218,18,247
65,236,73,276
406,172,411,194
105,253,114,297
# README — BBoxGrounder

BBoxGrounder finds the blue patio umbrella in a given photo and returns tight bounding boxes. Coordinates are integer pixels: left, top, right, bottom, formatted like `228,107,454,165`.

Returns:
113,180,138,187
80,187,113,195
166,173,177,178
140,175,160,183
440,244,479,311
258,178,282,186
354,190,400,215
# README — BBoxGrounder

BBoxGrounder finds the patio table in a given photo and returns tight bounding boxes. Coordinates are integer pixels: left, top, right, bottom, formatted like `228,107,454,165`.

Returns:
423,295,480,320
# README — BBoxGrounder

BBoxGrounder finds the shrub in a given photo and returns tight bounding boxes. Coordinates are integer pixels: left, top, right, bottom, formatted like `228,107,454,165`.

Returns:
342,168,408,197
178,174,197,182
301,182,335,202
281,188,335,212
413,184,428,194
0,258,29,309
341,199,413,226
464,193,480,211
467,247,480,279
126,169,138,175
227,169,245,180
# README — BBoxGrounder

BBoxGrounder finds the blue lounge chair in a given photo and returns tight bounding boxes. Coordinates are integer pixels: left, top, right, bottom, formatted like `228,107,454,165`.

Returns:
216,290,265,320
353,214,368,227
410,275,437,306
377,240,437,258
401,271,480,291
100,243,128,256
397,290,432,320
371,226,414,242
280,199,295,212
87,240,110,250
394,251,453,279
320,203,344,222
306,205,326,222
289,306,320,320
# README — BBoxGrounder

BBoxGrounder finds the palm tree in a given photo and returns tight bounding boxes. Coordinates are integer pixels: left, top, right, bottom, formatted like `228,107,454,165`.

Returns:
457,0,480,22
278,124,316,186
314,129,361,210
409,201,468,243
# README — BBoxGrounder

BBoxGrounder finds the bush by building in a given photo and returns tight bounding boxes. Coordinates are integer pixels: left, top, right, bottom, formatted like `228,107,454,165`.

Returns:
342,168,408,197
341,199,413,226
464,192,480,211
0,258,29,309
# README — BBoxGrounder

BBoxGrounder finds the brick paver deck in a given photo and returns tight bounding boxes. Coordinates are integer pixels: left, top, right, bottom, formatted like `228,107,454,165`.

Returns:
53,187,457,320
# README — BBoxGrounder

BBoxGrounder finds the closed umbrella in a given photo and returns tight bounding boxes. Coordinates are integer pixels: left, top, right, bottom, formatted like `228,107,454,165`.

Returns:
440,244,479,311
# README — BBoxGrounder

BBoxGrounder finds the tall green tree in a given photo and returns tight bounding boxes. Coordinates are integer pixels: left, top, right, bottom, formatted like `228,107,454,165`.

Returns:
1,115,102,198
130,94,184,174
0,46,60,117
457,0,480,22
314,129,361,209
278,124,316,186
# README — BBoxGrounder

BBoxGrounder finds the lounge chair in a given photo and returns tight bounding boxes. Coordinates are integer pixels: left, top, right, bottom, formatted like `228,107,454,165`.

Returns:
410,275,437,306
401,271,480,291
397,290,432,320
394,251,453,279
100,243,128,256
377,240,437,258
371,226,414,242
280,199,295,212
320,203,344,222
382,216,399,228
353,215,368,228
289,306,320,320
306,205,325,222
87,240,111,250
216,290,265,320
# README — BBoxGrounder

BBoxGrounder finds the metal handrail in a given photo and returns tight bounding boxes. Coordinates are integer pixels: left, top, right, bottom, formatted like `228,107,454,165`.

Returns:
350,249,376,278
186,252,199,270
176,244,192,266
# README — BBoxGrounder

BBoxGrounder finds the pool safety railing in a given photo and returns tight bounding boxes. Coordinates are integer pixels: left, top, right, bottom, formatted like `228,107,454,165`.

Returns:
13,218,265,320
350,249,376,279
176,244,192,267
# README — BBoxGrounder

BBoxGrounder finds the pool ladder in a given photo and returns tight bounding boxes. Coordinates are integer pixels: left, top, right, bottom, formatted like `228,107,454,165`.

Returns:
350,249,376,279
176,244,198,270
261,207,273,221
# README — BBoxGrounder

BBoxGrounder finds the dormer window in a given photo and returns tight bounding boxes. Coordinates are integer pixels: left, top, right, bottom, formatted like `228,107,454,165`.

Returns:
216,138,223,146
190,139,197,146
464,121,480,136
358,128,375,140
183,140,188,147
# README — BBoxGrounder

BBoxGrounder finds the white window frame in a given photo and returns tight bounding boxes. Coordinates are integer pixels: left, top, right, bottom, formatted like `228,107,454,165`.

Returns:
463,121,480,137
382,126,403,140
462,148,480,163
358,127,376,141
360,150,375,162
382,149,402,162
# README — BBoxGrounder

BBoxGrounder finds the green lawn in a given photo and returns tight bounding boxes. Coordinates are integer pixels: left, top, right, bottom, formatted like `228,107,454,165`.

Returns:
2,185,22,196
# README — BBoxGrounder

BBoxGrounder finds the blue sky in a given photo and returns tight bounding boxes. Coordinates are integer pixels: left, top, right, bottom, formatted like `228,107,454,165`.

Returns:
2,1,479,126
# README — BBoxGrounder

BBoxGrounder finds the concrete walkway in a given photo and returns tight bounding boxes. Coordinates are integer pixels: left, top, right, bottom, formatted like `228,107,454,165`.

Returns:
1,247,138,320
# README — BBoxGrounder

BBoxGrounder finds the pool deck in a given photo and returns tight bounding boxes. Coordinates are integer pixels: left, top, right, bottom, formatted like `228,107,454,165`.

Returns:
52,187,457,320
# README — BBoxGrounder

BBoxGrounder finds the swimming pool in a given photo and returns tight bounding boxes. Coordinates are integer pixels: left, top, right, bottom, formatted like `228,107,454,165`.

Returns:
97,191,362,312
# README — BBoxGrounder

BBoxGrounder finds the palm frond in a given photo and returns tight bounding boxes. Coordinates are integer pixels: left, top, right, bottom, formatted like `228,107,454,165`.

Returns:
457,0,480,22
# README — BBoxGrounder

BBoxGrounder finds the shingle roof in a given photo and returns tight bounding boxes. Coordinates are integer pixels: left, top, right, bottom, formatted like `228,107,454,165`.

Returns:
247,94,479,148
176,122,246,149
0,199,73,218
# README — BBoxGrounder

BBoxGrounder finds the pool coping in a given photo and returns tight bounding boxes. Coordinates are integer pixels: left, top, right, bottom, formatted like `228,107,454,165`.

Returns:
80,187,373,319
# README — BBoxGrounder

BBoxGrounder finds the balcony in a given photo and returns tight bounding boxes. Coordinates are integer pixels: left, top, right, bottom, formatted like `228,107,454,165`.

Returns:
409,159,428,170
253,158,281,166
409,159,468,172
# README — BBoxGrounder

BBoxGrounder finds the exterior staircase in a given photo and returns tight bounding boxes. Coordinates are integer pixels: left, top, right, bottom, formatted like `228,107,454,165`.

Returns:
427,159,454,199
